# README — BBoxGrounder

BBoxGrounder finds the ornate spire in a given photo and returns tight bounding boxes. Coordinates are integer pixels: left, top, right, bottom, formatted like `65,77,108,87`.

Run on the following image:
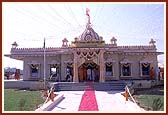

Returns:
77,8,102,41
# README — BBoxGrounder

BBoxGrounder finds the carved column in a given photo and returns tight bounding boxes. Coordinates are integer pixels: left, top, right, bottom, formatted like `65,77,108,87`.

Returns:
60,55,65,81
99,50,105,82
73,51,79,82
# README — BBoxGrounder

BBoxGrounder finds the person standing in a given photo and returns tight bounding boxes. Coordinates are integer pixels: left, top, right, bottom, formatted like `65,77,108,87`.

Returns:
87,69,92,81
6,71,10,80
158,67,161,81
14,69,20,80
150,67,155,80
66,74,70,82
155,67,159,81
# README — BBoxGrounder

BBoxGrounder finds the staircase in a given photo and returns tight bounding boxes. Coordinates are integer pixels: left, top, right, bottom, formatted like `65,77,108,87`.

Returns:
52,81,126,92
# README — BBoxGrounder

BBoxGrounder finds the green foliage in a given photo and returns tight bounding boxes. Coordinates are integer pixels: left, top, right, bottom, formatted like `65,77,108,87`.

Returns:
4,89,44,111
137,94,164,111
152,98,164,111
19,98,26,111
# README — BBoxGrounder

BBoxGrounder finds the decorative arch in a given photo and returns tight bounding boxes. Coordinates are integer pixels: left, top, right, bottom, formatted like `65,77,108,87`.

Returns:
76,49,100,67
78,61,100,82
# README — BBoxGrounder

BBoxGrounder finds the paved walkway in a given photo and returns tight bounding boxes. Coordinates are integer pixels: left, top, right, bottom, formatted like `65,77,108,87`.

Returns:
50,90,145,112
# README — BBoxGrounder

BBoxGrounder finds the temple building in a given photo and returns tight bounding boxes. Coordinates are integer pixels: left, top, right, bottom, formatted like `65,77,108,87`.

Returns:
4,12,163,83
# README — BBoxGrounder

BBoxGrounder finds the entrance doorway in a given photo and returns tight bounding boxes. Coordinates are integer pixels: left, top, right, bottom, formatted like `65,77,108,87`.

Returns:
78,62,99,82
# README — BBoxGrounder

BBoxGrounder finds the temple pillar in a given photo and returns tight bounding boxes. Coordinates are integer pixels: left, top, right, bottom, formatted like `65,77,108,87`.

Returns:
99,50,105,82
73,52,79,82
115,61,120,80
60,54,65,81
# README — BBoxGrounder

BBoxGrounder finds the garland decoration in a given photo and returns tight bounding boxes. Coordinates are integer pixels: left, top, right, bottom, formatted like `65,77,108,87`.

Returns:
77,51,81,55
83,63,96,68
106,62,113,67
142,63,150,68
67,63,73,67
30,64,39,69
50,64,58,68
123,63,130,67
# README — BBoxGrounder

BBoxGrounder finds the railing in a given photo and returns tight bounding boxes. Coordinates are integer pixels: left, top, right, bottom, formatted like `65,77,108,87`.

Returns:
125,85,144,111
44,85,54,103
118,45,155,49
37,85,54,110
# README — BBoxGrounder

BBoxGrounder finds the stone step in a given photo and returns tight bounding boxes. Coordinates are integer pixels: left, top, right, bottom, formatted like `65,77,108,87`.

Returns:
53,81,126,91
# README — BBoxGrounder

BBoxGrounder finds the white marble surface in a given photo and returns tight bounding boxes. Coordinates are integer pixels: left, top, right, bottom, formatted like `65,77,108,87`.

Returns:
49,91,145,112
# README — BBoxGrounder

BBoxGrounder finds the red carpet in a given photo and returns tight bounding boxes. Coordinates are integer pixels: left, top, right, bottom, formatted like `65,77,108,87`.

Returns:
78,82,99,111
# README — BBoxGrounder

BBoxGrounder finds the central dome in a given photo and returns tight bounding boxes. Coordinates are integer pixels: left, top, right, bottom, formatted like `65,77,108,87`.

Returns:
80,24,101,41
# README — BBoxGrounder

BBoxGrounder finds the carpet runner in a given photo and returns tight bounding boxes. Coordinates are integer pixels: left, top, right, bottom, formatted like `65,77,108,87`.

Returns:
78,82,99,111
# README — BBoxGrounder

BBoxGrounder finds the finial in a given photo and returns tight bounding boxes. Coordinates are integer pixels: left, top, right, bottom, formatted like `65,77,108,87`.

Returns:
62,38,69,47
12,41,18,48
111,37,117,45
86,8,91,24
149,38,156,46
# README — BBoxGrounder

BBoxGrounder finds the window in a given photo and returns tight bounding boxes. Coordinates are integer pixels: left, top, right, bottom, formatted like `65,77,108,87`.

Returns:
66,63,73,82
30,64,39,77
50,64,59,81
66,63,73,76
66,67,73,76
142,63,150,75
122,63,131,76
105,62,113,76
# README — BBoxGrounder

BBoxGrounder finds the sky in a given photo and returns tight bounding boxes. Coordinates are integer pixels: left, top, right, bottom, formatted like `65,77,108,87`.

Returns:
2,2,165,69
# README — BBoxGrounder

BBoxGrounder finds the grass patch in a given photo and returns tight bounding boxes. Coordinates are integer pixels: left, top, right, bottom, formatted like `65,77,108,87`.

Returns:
134,86,164,111
4,89,44,111
138,95,164,111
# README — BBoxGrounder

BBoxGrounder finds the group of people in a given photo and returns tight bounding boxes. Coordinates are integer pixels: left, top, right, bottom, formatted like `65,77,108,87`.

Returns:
150,67,164,80
5,69,20,80
86,68,98,81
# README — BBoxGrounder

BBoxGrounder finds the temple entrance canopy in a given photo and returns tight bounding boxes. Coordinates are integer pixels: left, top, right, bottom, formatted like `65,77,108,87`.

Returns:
78,61,99,82
71,9,106,82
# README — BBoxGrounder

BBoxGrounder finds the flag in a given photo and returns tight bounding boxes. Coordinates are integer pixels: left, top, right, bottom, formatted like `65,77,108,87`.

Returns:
43,38,45,48
86,8,90,16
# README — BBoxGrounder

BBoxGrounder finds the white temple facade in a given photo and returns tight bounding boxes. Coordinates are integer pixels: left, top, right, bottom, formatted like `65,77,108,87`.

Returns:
5,13,163,83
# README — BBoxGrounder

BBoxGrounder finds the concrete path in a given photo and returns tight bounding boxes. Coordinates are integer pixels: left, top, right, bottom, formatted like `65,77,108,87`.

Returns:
50,91,145,112
51,91,84,112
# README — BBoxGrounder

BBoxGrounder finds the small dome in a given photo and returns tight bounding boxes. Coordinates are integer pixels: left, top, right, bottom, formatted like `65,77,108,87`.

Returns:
12,41,18,48
12,41,18,46
110,37,117,45
111,37,117,42
62,38,68,42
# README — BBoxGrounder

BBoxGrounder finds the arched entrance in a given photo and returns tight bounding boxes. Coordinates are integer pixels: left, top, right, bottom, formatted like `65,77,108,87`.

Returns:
78,62,99,82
